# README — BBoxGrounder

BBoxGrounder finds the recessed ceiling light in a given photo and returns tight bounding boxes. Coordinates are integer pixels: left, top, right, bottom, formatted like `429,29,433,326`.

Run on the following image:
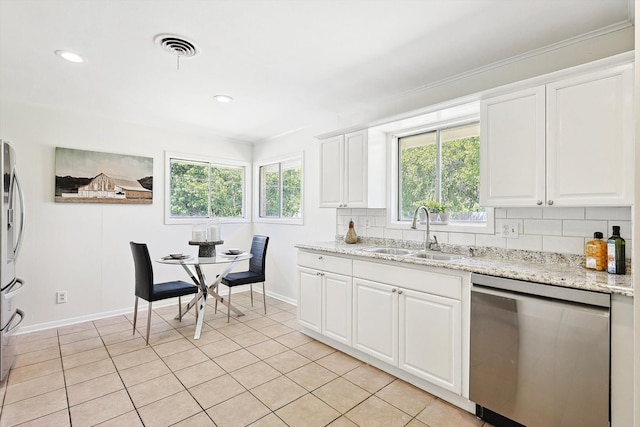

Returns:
54,50,85,63
214,95,233,103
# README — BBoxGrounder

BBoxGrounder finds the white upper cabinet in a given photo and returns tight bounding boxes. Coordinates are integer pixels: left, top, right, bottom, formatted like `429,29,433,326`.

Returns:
546,65,633,206
481,62,633,207
319,129,386,208
480,87,546,206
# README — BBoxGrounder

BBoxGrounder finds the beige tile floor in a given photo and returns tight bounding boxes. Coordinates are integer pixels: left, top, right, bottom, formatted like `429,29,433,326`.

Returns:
0,291,494,427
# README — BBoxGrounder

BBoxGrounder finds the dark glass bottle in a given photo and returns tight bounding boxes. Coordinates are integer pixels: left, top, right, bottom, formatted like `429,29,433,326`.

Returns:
607,226,625,274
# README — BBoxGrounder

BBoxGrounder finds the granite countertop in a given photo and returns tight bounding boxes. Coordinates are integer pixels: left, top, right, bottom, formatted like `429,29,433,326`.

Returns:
295,241,634,297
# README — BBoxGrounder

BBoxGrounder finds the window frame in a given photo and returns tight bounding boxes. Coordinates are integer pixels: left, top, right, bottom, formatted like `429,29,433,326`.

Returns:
387,117,494,234
253,153,304,225
164,151,251,225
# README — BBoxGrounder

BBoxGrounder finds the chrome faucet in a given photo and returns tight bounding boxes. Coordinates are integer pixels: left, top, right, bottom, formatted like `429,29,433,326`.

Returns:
411,205,438,251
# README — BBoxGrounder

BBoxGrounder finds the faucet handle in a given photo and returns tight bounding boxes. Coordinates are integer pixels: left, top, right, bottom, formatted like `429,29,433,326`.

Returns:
429,235,440,251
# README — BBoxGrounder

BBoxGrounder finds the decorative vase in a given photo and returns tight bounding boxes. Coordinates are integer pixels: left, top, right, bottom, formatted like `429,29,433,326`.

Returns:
344,219,358,244
428,212,439,224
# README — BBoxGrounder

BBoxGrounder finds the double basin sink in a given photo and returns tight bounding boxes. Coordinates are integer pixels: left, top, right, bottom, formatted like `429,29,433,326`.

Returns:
362,247,466,261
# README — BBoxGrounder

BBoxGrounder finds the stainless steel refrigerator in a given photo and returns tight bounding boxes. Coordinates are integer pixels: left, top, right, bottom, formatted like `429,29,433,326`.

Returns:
0,140,25,382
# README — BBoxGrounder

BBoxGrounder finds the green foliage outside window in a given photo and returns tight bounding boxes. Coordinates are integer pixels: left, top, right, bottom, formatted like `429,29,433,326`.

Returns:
170,161,209,217
210,166,243,217
169,159,244,219
260,160,302,219
282,168,302,218
399,123,484,222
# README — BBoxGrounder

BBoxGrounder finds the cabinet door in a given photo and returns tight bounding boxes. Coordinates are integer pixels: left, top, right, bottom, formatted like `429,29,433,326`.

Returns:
322,272,352,345
319,135,344,208
546,64,633,206
344,130,368,208
399,289,461,394
352,278,397,365
297,267,322,332
480,87,546,207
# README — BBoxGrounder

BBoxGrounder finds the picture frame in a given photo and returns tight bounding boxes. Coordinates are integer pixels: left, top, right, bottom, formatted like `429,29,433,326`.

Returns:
55,147,153,204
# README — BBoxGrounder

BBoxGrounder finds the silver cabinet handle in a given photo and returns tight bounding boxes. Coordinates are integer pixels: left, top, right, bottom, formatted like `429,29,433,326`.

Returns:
392,288,397,293
398,290,403,295
318,256,323,260
536,200,543,206
548,200,554,205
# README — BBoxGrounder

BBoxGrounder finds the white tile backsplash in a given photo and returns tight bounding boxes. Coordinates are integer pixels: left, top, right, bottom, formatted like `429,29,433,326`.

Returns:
476,234,507,249
523,219,563,236
543,236,585,254
494,208,507,219
562,220,608,238
449,233,477,246
542,207,585,220
383,228,404,240
506,207,543,219
507,234,543,251
586,207,631,221
336,206,632,257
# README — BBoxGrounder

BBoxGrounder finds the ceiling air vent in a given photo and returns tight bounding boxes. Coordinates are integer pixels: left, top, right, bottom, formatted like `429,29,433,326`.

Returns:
154,34,200,58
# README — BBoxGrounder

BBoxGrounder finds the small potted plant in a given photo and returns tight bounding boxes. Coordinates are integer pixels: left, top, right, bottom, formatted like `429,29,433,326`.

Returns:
425,201,449,224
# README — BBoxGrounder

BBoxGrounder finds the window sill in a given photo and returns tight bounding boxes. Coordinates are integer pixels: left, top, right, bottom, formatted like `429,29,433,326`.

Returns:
253,217,303,226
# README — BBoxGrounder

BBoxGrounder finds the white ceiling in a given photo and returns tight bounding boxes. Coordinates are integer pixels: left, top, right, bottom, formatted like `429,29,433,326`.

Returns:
0,0,634,143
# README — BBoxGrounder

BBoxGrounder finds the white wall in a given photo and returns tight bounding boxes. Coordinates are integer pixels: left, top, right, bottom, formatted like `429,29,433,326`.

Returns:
0,102,254,328
252,124,338,303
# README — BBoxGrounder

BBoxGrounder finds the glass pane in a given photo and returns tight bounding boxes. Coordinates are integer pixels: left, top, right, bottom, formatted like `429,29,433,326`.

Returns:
399,131,437,220
169,159,209,217
210,165,244,218
441,124,485,221
260,163,280,217
282,163,302,218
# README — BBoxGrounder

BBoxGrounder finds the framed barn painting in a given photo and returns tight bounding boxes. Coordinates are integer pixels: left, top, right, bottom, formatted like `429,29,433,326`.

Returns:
55,147,153,204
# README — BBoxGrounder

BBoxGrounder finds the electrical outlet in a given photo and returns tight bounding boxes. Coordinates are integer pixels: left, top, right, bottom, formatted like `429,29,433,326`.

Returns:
500,221,520,239
56,291,68,304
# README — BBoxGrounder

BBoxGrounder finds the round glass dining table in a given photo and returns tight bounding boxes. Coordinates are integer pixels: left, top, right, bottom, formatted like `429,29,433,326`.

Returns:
156,253,252,339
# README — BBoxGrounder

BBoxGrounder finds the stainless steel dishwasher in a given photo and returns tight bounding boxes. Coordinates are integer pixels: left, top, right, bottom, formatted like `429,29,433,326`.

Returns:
470,273,610,427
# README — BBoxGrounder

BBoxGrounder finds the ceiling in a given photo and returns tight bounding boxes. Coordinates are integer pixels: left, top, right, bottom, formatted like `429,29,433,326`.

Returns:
0,0,634,143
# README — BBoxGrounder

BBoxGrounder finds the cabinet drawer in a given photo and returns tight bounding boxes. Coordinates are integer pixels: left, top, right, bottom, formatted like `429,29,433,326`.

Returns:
297,251,353,275
353,260,461,300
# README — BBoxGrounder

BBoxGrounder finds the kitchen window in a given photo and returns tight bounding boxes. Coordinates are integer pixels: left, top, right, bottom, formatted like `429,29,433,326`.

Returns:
254,154,303,224
398,122,486,224
165,153,250,224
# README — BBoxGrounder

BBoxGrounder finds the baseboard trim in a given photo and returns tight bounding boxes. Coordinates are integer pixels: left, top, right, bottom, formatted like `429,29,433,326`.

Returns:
18,287,296,335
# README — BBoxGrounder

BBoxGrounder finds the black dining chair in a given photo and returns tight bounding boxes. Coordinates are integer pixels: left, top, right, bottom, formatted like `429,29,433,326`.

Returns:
218,235,269,322
130,242,198,345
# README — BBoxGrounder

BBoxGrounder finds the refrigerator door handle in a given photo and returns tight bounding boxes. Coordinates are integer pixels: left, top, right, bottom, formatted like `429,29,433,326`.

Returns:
4,278,25,300
12,171,25,261
3,309,24,335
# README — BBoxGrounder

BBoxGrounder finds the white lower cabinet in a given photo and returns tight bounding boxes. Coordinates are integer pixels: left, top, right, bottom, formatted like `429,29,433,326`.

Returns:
353,279,398,365
399,288,461,393
353,277,462,395
322,271,352,345
298,250,467,399
297,267,323,332
297,251,353,345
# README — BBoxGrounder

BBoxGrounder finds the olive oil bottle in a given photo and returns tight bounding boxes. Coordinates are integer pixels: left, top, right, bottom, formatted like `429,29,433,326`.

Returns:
607,226,626,275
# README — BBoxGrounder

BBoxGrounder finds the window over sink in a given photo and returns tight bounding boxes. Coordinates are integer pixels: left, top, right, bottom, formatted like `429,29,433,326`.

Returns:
398,121,485,223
